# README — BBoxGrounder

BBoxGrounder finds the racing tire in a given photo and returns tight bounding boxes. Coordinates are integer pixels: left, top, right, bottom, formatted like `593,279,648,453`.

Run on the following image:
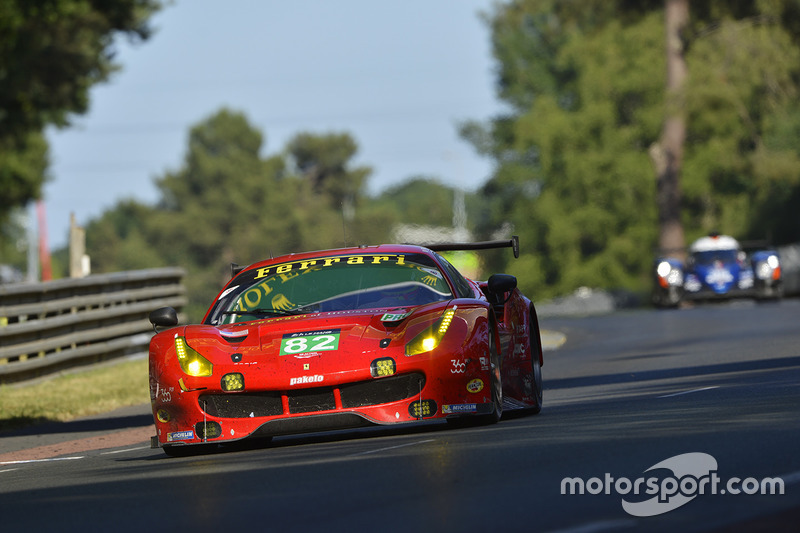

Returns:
528,305,543,414
446,316,502,427
529,354,543,414
480,316,503,424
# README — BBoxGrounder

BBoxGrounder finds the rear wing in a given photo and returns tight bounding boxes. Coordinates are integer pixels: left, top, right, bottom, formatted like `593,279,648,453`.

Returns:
423,236,519,259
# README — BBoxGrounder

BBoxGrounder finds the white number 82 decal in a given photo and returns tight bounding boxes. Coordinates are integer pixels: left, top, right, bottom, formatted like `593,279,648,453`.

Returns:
280,331,341,355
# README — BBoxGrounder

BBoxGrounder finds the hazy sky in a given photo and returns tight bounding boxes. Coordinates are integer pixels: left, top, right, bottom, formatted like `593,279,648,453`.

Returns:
43,0,503,248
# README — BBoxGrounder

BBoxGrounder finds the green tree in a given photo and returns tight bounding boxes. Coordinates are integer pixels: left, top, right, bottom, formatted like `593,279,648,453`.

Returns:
465,0,800,299
373,177,464,228
152,109,290,316
0,132,49,228
285,131,378,248
85,200,164,272
0,208,28,273
287,132,371,209
85,109,382,320
683,15,800,241
0,0,161,228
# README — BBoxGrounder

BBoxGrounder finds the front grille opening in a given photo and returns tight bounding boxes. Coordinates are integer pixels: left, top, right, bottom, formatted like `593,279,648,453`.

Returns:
200,392,283,418
339,372,425,408
199,372,425,419
288,387,336,414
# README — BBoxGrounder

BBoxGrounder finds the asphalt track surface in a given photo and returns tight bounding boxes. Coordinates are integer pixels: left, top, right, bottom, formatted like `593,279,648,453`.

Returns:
1,299,799,532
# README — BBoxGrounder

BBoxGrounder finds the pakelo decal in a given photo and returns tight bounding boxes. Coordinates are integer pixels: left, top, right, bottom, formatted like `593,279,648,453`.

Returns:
290,375,324,386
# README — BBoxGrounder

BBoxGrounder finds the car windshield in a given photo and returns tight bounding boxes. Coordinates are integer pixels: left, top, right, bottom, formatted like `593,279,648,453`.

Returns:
204,253,454,325
691,249,739,266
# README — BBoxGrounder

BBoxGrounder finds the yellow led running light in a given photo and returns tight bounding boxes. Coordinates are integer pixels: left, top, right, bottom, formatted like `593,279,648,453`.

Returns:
405,307,457,357
174,336,213,377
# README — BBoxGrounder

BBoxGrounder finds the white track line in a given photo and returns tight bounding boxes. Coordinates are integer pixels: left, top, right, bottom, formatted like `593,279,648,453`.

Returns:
349,439,435,456
657,386,720,398
100,446,150,455
0,456,84,466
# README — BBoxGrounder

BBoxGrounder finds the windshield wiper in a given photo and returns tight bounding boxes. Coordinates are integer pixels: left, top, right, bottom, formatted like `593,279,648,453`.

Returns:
221,306,317,318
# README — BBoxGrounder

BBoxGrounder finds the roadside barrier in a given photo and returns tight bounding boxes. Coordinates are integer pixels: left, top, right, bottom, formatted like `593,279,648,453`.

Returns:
0,268,185,385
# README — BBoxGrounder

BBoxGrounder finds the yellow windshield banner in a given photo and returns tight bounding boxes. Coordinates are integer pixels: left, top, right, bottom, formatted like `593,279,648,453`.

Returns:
253,254,407,280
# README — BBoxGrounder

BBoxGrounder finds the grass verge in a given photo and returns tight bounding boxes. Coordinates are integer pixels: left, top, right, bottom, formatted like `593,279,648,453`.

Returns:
0,358,150,433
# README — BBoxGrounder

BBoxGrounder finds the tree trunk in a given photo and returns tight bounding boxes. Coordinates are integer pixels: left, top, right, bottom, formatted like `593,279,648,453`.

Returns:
652,0,688,260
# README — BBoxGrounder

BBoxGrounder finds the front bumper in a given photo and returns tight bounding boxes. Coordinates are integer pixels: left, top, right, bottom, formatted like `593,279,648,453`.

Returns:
150,358,494,449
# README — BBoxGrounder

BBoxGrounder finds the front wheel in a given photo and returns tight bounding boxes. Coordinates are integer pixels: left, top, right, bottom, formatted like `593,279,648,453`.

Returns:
447,317,502,427
528,305,543,414
482,317,503,424
529,354,543,414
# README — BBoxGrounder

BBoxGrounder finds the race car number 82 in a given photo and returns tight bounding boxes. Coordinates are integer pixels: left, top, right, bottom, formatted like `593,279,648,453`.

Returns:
280,330,340,355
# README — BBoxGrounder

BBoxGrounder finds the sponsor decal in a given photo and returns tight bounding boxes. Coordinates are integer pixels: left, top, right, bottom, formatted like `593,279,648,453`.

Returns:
451,359,466,374
466,378,484,393
381,312,409,322
705,267,734,287
152,382,175,403
442,403,477,414
280,329,341,355
290,375,324,386
254,254,408,280
167,430,194,442
479,357,489,371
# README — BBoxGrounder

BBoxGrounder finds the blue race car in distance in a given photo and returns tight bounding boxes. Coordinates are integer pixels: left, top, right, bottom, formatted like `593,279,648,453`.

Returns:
653,233,783,308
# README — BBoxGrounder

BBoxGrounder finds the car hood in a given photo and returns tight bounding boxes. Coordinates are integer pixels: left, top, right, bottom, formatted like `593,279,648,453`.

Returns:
179,306,441,365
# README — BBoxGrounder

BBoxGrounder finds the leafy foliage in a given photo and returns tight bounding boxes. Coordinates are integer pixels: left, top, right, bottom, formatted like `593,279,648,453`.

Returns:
81,108,480,319
463,0,800,298
0,132,49,228
371,177,464,228
86,110,390,319
0,0,161,230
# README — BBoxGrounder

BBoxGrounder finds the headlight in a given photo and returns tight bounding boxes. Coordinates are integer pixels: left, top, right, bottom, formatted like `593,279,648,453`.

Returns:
221,372,244,391
657,261,683,286
174,336,213,376
405,308,456,357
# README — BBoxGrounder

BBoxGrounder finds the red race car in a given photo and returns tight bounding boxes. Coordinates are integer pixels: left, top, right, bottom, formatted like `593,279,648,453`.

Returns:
147,237,543,456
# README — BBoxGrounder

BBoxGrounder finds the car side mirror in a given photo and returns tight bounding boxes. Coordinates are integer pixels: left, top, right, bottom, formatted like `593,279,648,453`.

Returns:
149,306,178,331
488,274,517,294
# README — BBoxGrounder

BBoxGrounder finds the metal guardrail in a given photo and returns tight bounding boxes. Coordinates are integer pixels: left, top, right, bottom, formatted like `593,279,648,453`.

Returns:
0,268,186,385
